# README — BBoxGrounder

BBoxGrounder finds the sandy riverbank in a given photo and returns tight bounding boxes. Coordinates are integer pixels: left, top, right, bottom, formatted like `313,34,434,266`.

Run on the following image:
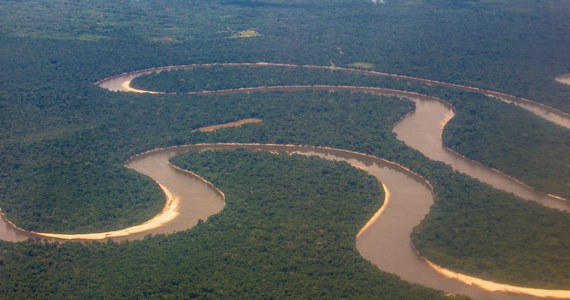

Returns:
356,183,390,238
33,183,180,240
122,79,161,94
95,65,570,298
192,118,263,132
425,260,570,299
555,74,570,86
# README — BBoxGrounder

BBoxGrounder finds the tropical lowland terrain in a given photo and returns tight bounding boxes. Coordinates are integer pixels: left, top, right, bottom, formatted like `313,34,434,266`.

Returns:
0,0,569,298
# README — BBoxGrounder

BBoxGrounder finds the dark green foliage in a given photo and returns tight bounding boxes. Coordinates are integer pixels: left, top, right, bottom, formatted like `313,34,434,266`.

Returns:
132,66,570,200
413,175,570,289
444,94,570,199
0,151,460,299
131,65,411,93
1,0,570,109
0,90,410,232
0,0,569,293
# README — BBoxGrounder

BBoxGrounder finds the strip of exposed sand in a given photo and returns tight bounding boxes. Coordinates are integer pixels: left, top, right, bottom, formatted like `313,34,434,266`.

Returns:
425,260,570,299
100,62,570,129
0,63,565,297
122,79,161,94
32,183,180,240
115,74,569,210
356,183,389,238
555,74,570,86
96,66,570,298
0,117,264,241
192,118,263,132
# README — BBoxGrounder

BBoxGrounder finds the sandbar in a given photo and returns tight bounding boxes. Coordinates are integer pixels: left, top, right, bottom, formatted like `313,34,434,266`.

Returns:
33,183,179,240
192,118,263,132
555,74,570,86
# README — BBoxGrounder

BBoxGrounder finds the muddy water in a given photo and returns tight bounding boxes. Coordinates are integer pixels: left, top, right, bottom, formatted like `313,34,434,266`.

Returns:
98,72,143,92
0,148,225,242
158,144,544,300
0,212,33,242
393,97,570,212
118,149,225,241
107,71,570,211
486,94,570,130
0,64,568,298
0,142,552,298
98,63,570,129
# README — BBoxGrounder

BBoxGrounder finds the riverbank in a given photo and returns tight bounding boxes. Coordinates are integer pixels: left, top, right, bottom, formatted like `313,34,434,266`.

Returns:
95,65,570,297
192,118,263,132
555,74,570,86
3,62,569,298
32,183,180,240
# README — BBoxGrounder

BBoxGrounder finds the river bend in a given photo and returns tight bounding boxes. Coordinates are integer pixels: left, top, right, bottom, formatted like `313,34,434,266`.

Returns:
2,63,570,299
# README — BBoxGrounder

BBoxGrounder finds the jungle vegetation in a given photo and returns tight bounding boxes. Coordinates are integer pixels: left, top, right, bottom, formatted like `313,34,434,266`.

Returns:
0,150,464,300
0,0,570,297
133,65,570,199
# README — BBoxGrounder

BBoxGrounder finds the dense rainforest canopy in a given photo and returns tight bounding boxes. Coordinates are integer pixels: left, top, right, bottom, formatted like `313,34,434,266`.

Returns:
0,0,569,298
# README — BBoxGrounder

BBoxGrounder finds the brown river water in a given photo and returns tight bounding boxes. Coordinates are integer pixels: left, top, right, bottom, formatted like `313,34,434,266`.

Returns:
2,63,570,299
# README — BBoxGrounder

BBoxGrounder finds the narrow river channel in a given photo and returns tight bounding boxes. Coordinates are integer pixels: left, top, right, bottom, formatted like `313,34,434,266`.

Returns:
2,63,569,299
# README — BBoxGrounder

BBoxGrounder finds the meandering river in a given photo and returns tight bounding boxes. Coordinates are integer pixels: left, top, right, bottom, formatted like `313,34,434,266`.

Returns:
2,63,569,299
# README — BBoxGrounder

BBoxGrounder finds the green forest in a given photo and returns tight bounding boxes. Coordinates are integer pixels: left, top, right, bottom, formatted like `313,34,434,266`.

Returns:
0,150,463,299
1,0,570,298
132,65,570,200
